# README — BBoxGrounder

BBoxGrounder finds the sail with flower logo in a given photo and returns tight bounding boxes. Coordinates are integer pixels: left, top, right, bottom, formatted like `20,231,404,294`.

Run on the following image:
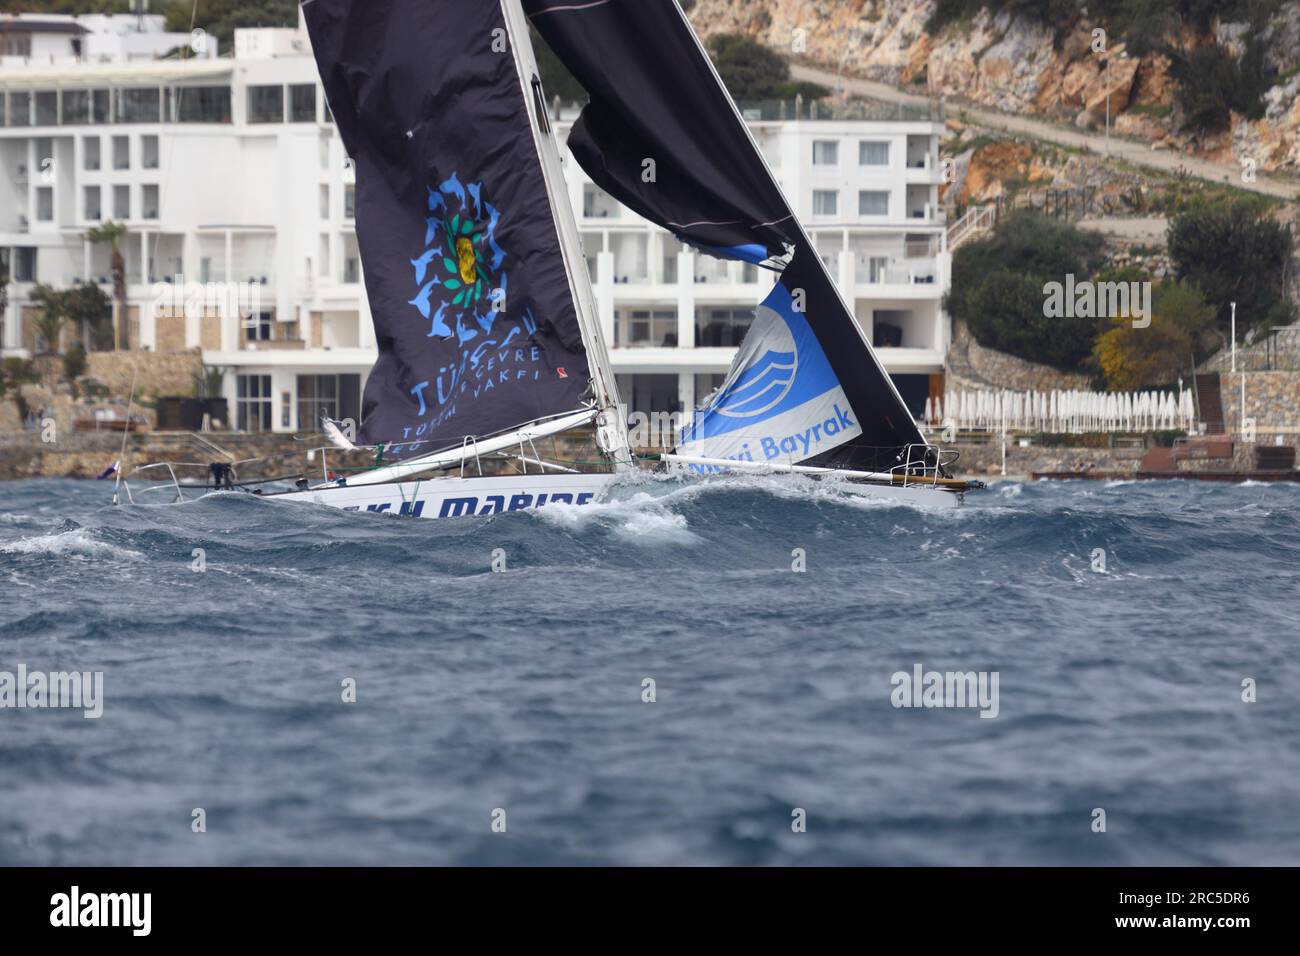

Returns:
302,0,625,473
525,0,930,476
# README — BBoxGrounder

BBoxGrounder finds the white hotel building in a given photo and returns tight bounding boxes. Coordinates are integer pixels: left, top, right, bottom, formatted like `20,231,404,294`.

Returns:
0,12,951,436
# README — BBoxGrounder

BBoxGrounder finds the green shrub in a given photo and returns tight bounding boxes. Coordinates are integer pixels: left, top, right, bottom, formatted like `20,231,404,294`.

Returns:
1167,196,1296,341
948,211,1107,370
63,342,88,383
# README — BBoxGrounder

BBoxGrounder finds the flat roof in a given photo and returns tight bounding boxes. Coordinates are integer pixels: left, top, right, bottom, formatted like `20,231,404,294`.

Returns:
0,57,233,89
0,20,87,35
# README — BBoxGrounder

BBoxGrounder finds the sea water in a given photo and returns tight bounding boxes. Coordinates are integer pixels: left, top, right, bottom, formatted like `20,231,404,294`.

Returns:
1,475,1298,865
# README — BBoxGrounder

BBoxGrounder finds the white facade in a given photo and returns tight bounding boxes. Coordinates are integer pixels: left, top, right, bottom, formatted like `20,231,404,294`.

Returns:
0,13,201,66
0,15,950,436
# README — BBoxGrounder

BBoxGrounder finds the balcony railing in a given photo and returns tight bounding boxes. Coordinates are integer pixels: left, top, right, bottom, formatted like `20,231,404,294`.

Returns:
856,258,939,285
734,98,944,123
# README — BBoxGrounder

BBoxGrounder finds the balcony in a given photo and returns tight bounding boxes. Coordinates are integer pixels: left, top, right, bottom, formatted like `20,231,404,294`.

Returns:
905,153,943,184
241,337,305,352
855,257,940,289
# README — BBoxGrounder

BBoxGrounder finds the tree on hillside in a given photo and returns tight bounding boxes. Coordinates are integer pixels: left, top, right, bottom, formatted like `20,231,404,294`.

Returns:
705,34,829,102
1094,278,1216,390
1167,196,1295,343
1168,39,1273,136
948,211,1107,370
162,0,298,50
29,284,71,356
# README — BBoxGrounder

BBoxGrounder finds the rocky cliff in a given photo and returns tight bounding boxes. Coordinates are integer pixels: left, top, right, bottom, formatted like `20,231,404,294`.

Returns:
685,0,1300,172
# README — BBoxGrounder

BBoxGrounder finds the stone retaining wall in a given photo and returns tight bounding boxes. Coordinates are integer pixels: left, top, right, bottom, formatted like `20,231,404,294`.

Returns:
86,350,205,399
954,441,1145,477
946,321,1093,393
0,428,604,482
1220,370,1300,446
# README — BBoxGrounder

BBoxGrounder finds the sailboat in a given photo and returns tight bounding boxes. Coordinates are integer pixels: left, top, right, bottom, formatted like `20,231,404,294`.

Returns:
117,0,980,516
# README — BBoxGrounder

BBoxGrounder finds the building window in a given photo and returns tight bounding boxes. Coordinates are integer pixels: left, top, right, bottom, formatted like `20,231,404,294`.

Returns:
0,35,32,57
859,141,889,166
90,89,110,123
175,86,231,123
319,184,330,220
289,84,317,123
244,313,272,342
343,257,360,284
113,185,130,220
142,135,159,169
13,247,36,282
859,190,889,216
142,184,159,219
34,91,57,126
63,90,90,125
83,186,101,221
9,91,31,127
812,190,838,217
617,309,676,348
83,136,100,171
116,87,161,124
247,85,285,124
236,374,273,432
812,140,839,166
36,187,53,222
297,374,361,431
112,135,129,169
696,307,753,347
344,184,355,219
617,373,681,420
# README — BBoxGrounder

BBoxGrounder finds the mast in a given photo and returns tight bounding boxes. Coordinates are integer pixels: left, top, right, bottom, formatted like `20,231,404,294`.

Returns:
499,0,632,469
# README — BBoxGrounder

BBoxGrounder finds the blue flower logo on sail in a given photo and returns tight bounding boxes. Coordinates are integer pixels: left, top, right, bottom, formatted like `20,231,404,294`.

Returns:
394,171,552,447
408,172,508,344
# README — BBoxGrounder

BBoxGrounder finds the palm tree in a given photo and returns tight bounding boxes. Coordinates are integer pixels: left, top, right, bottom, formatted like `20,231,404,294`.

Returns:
87,222,129,349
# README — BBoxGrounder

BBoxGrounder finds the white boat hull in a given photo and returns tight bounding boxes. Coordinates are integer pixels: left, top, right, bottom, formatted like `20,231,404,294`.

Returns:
266,469,965,519
270,472,618,519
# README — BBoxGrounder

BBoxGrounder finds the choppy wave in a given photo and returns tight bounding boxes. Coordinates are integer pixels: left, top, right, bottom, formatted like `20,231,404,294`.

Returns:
0,527,142,561
2,476,1299,865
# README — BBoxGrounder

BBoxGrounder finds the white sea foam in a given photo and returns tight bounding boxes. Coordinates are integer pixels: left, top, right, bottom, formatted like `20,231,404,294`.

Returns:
0,528,141,561
535,491,699,545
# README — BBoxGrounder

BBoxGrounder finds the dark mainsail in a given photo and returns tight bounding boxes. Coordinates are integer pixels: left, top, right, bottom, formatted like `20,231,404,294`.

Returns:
525,0,927,471
303,0,595,459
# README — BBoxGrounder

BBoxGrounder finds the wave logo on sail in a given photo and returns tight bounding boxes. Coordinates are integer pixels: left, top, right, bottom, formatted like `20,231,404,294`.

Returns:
676,278,861,465
713,329,798,419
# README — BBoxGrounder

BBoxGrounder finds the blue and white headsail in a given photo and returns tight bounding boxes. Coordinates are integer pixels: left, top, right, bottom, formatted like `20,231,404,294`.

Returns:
677,278,862,467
